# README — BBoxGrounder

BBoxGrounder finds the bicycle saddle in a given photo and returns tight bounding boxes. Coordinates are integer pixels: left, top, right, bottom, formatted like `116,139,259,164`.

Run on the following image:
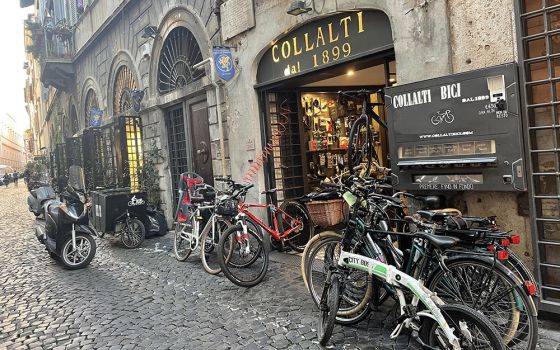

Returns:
261,188,277,195
416,210,455,223
414,232,459,250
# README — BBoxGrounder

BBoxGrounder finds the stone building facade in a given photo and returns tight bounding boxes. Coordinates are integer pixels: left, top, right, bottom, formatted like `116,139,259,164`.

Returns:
22,0,560,313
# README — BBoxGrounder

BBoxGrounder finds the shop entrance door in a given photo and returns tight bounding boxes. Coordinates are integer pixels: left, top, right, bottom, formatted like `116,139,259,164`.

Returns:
165,104,189,213
189,100,214,186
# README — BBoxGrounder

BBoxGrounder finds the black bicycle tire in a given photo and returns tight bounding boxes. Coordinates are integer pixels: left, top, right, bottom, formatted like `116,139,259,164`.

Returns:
217,224,269,287
347,116,374,175
227,218,263,268
305,236,377,324
121,218,145,249
281,200,314,253
427,258,538,350
419,303,506,350
317,276,340,346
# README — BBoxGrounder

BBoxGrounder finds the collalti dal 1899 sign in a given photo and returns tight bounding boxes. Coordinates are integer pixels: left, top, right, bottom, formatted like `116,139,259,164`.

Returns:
256,10,393,86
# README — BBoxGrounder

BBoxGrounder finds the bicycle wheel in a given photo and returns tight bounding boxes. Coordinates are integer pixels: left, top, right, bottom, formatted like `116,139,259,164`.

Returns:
174,221,193,261
121,218,145,249
281,201,314,253
217,224,269,287
200,218,231,275
305,236,376,325
347,116,374,175
419,303,505,350
427,258,538,350
317,275,340,346
301,231,341,291
227,218,264,268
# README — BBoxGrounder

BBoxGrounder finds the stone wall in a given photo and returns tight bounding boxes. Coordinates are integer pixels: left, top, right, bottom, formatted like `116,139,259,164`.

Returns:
447,0,533,267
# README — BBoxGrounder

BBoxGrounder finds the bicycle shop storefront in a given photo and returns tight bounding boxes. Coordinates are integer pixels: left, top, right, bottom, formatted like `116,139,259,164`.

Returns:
254,10,537,300
255,10,396,203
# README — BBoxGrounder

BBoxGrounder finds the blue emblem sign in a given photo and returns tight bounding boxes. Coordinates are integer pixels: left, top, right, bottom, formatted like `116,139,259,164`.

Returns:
90,108,103,127
213,47,235,81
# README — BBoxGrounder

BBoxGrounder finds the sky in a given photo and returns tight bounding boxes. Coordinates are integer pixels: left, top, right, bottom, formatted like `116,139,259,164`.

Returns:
0,2,33,134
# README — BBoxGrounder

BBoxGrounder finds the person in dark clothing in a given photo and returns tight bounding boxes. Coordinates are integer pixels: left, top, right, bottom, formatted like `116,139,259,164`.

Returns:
13,172,19,187
23,169,30,185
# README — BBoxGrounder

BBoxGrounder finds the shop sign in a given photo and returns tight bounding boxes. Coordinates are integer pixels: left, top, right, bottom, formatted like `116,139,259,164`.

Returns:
256,10,393,86
385,63,526,192
213,47,235,81
90,108,103,127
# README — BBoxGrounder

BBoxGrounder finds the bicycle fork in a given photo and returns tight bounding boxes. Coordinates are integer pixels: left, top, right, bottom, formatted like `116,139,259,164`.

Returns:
236,214,251,255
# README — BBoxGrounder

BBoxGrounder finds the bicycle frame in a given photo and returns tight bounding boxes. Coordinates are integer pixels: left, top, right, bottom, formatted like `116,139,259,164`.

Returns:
338,250,461,349
237,202,302,241
177,203,214,250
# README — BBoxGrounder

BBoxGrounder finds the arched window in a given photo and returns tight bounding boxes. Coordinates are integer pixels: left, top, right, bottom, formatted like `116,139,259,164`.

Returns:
84,88,99,127
113,65,138,115
70,104,78,135
158,27,204,94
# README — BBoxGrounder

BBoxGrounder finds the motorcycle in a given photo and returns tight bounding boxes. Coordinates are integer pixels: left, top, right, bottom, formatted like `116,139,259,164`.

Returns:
33,165,97,269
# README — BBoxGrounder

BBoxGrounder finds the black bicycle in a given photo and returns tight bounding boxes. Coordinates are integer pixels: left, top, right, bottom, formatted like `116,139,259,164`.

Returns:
338,89,387,175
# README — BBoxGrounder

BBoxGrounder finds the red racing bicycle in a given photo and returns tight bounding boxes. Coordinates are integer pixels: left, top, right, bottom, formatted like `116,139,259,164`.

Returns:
216,181,304,287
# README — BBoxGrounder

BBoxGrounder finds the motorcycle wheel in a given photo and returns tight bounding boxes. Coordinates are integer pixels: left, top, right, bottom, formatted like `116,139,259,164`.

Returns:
120,218,146,249
60,233,96,270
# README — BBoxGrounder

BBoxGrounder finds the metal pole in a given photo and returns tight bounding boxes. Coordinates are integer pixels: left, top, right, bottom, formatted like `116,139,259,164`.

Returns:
193,57,227,176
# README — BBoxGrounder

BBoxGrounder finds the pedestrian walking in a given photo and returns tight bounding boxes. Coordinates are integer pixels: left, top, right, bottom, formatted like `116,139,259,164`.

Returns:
23,168,30,186
13,171,19,187
2,174,8,188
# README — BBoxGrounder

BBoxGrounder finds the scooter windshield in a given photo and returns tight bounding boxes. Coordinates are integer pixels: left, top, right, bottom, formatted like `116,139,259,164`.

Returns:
68,165,86,191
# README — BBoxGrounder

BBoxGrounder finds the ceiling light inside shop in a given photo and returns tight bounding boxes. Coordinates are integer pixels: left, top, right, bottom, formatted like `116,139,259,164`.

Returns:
347,70,355,76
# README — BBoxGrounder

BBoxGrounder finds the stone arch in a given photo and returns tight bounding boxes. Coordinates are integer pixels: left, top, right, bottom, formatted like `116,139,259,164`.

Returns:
80,77,103,128
149,6,211,98
107,51,141,116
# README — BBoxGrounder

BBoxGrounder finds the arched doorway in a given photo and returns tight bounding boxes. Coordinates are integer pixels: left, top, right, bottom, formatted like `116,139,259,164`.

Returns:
84,88,99,127
255,10,395,202
157,25,213,211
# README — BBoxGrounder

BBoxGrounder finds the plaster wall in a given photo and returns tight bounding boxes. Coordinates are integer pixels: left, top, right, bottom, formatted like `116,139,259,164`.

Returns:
447,0,533,267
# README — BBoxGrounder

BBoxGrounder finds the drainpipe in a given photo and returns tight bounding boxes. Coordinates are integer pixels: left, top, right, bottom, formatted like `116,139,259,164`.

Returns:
193,57,227,177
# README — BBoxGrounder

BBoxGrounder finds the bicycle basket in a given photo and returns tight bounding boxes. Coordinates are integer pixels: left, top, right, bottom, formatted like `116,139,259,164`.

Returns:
216,198,238,216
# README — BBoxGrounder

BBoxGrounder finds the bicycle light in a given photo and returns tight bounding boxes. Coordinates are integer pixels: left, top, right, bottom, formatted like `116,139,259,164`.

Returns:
525,281,537,296
497,250,509,261
510,235,521,244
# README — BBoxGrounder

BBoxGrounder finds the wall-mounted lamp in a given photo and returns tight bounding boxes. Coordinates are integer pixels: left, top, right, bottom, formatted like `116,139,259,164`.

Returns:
141,25,159,39
287,0,312,16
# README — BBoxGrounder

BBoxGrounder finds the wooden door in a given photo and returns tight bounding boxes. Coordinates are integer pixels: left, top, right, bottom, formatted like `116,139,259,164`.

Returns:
189,100,214,185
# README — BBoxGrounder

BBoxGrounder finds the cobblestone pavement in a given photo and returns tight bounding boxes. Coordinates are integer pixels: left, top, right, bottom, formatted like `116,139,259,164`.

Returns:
0,186,559,350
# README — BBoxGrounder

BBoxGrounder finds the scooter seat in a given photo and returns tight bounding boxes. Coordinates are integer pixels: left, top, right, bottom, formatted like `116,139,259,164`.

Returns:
47,205,59,218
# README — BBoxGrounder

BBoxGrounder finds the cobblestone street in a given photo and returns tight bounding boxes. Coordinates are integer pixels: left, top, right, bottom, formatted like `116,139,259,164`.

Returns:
0,186,559,350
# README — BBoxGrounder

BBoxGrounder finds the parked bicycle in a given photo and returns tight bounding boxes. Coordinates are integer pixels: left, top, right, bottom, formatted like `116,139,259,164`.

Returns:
315,176,505,348
216,180,304,287
339,89,387,176
172,173,261,275
302,176,538,349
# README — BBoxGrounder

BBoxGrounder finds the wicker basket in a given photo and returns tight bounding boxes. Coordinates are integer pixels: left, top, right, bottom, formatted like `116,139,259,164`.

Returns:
305,198,346,227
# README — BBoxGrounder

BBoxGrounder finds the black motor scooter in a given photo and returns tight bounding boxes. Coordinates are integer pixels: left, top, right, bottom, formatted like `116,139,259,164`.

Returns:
27,177,56,217
34,166,97,269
